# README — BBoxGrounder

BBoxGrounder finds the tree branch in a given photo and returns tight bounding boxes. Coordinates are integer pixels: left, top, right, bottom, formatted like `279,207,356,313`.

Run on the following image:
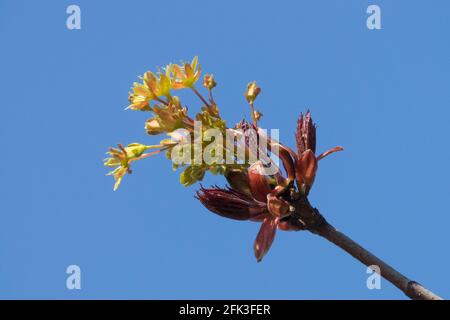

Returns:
291,195,443,300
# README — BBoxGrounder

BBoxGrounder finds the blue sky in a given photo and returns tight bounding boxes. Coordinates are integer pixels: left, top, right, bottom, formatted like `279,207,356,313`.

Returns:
1,0,449,299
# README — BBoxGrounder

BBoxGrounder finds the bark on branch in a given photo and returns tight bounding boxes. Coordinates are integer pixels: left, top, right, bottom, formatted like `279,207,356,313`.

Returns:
291,196,443,300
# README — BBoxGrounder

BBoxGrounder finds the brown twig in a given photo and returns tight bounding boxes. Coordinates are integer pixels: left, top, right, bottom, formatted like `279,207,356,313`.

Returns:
291,195,443,300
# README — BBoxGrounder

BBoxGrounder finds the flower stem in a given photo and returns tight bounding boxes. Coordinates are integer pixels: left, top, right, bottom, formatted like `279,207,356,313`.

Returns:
192,87,211,107
155,97,169,106
129,148,169,164
208,89,216,106
249,102,258,127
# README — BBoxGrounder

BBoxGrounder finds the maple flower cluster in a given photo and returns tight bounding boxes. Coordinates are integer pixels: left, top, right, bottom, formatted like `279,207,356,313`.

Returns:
104,57,343,261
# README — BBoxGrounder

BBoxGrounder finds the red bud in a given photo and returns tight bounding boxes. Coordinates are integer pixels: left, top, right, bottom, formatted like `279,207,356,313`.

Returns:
254,217,278,262
196,186,267,221
248,161,272,203
295,149,318,187
296,111,316,155
267,193,290,218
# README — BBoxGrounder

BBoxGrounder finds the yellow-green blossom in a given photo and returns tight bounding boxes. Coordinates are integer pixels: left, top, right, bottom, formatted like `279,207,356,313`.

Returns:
104,143,154,190
143,66,173,98
172,56,201,89
127,83,154,111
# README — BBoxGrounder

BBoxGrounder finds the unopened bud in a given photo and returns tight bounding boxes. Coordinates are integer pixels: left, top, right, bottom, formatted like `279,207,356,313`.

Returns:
253,110,263,121
296,111,316,154
203,74,217,90
145,118,165,135
267,194,290,218
295,149,318,188
248,161,272,203
124,143,150,158
245,81,261,103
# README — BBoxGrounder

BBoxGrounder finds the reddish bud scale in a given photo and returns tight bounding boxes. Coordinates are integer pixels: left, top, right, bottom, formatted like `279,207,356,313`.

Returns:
296,111,316,155
295,149,318,187
247,162,272,203
196,186,267,221
267,194,290,218
278,218,304,231
278,145,296,183
254,217,278,262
